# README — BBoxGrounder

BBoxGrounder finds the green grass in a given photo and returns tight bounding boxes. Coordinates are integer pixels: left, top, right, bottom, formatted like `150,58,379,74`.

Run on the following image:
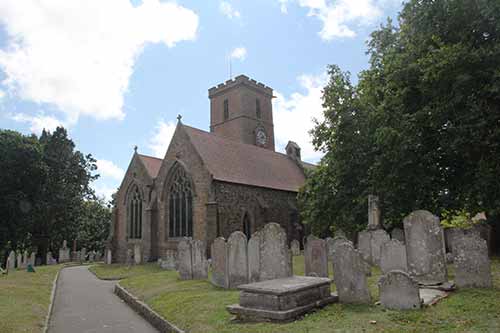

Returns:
0,264,62,333
94,256,500,333
89,262,162,280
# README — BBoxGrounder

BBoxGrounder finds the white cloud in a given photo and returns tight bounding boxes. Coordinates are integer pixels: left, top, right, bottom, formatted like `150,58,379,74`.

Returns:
10,113,64,134
0,0,198,125
286,0,387,40
219,1,241,19
93,183,117,202
229,47,247,61
148,119,177,158
96,159,125,181
274,73,327,162
0,89,5,99
278,0,289,14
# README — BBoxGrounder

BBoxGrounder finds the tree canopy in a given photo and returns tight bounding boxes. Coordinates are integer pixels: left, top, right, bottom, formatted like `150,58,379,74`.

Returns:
299,0,500,236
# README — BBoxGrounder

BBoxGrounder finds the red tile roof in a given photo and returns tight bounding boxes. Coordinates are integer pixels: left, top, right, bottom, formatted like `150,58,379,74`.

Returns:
137,154,162,179
183,125,307,192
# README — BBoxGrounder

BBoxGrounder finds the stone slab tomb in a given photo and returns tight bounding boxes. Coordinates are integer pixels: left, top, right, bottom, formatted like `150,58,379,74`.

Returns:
380,239,407,274
453,233,492,288
404,210,447,285
332,241,371,304
290,239,300,256
227,276,338,322
304,235,328,277
379,270,421,310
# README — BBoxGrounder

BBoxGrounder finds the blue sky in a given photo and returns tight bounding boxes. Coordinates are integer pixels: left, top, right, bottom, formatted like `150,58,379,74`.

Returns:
0,0,402,200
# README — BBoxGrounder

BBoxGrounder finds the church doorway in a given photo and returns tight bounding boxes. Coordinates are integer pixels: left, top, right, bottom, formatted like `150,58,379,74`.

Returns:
243,212,252,240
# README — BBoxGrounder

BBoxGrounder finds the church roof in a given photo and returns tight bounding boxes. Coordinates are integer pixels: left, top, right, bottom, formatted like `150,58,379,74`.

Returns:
183,125,307,192
137,154,162,179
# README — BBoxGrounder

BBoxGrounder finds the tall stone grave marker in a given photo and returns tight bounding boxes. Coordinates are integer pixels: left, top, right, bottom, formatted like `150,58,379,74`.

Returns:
370,229,390,266
133,244,142,265
191,240,208,279
16,252,22,269
126,248,133,266
379,270,421,310
59,240,70,263
453,233,492,288
332,241,371,304
357,231,372,264
8,251,16,270
305,235,328,277
367,194,381,230
211,237,228,288
259,223,292,281
80,248,87,263
247,231,261,283
22,251,28,267
177,239,192,279
105,248,112,265
290,239,300,256
228,231,248,288
380,240,407,274
404,210,447,285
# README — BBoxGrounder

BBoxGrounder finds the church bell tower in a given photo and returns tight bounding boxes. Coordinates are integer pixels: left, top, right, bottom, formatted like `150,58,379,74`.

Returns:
208,75,275,151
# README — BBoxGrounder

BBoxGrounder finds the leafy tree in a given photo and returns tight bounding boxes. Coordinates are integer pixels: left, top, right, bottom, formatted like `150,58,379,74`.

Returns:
300,0,500,235
76,198,111,252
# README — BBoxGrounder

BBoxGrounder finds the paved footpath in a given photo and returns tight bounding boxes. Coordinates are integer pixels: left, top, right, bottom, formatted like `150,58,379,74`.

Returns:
48,266,157,333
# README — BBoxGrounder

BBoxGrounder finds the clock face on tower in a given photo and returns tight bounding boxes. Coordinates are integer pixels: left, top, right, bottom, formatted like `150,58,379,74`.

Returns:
256,128,267,146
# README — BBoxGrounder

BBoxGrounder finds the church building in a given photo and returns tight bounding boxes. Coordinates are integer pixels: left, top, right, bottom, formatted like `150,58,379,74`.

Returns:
111,75,314,263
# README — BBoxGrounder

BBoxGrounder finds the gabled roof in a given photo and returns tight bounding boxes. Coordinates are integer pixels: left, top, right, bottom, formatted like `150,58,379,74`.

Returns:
182,125,307,192
137,154,162,179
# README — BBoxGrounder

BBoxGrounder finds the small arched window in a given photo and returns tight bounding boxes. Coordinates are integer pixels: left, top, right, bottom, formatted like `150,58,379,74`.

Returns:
243,212,252,240
256,99,261,119
127,185,142,239
168,166,193,238
223,99,229,120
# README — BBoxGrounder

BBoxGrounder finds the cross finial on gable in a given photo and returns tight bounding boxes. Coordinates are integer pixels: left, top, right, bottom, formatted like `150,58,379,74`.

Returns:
134,145,138,153
177,114,182,122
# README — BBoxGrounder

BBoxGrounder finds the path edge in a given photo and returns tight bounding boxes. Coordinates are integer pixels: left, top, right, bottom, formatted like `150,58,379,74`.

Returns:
114,283,185,333
43,267,62,333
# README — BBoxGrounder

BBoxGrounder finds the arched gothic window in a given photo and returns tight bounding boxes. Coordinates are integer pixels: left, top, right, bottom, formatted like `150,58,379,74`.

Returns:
127,185,142,239
168,166,193,238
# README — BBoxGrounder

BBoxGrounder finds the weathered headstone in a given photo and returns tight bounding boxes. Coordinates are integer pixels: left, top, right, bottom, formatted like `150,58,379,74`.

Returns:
367,194,381,230
211,237,228,288
357,231,372,264
28,252,36,266
16,252,23,269
325,237,335,259
305,236,328,277
391,228,405,243
177,239,193,280
133,244,141,265
59,240,70,263
247,231,261,283
159,250,176,270
8,251,16,270
126,248,133,266
259,223,292,281
290,239,300,256
105,248,112,265
191,240,208,279
332,241,371,304
380,240,407,274
453,233,492,288
404,210,447,285
80,248,87,262
228,231,248,288
46,252,56,265
379,270,421,310
370,229,390,266
23,251,28,267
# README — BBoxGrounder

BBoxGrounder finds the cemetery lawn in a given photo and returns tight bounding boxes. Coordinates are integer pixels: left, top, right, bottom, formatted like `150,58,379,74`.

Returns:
98,256,500,333
0,264,62,333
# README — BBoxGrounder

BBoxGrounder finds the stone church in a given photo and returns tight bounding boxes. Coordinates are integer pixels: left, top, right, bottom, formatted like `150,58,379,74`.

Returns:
111,75,314,263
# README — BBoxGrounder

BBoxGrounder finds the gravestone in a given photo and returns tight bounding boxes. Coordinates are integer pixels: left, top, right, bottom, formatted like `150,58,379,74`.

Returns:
305,236,328,277
228,231,248,288
177,239,193,280
8,251,16,270
23,251,28,267
259,223,292,281
191,240,208,279
28,252,36,266
391,228,405,243
247,231,261,283
125,248,133,266
105,248,112,265
379,270,421,310
380,239,407,274
16,252,23,269
367,194,381,230
88,251,95,262
80,248,87,262
59,240,70,263
332,241,371,304
453,233,492,288
159,250,176,270
326,237,335,259
133,244,142,265
357,231,372,264
370,229,390,266
290,239,300,256
46,252,57,265
404,210,447,285
211,237,228,288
